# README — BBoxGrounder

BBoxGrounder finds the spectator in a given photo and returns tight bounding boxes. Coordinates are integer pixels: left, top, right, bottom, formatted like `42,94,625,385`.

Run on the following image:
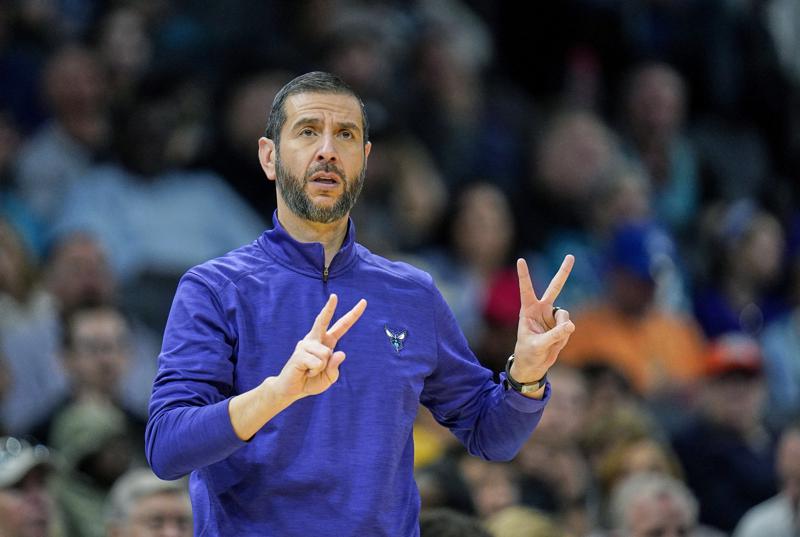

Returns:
595,435,685,528
608,473,701,537
422,182,517,346
419,508,492,537
620,63,700,238
409,0,531,196
14,44,110,225
42,232,159,417
486,505,566,537
95,6,154,111
672,333,778,532
515,366,592,535
351,135,448,257
520,109,622,252
693,200,787,338
30,305,145,450
53,89,265,329
0,219,66,435
205,70,287,219
50,401,134,537
0,436,57,537
527,160,693,314
105,468,191,537
759,223,800,428
559,220,706,397
733,422,800,537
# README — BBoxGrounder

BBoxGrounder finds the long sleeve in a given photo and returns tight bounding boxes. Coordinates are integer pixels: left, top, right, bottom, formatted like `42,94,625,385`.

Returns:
145,272,247,480
420,287,549,462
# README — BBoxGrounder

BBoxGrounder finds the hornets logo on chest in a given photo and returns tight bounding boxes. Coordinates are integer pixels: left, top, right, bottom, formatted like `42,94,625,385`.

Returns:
384,325,408,352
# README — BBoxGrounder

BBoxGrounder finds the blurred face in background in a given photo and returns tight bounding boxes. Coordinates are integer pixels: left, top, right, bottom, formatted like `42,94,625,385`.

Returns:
536,111,617,203
117,491,192,537
452,183,513,274
459,457,519,518
65,308,130,398
626,493,693,537
45,234,115,312
701,372,765,435
735,214,785,286
625,64,686,145
777,428,800,504
0,468,53,537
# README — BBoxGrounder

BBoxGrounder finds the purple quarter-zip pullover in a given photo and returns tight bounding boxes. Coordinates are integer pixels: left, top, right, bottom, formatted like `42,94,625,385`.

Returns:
145,213,550,536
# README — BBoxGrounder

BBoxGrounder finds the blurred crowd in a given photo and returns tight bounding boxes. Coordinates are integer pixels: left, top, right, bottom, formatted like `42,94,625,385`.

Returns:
0,0,799,536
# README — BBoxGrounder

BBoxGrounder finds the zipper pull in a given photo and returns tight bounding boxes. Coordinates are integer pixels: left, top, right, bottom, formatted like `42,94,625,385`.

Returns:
323,265,329,283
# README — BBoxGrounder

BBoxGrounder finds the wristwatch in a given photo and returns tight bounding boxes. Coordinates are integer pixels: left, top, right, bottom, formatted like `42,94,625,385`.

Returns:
504,355,548,394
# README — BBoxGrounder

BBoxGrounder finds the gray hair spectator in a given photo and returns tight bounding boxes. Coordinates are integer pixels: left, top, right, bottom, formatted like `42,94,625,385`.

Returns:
609,472,697,537
106,467,191,537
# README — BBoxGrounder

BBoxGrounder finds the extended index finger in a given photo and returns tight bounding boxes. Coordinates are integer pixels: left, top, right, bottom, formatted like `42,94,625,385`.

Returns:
541,254,575,304
327,299,367,342
517,258,539,308
307,294,338,341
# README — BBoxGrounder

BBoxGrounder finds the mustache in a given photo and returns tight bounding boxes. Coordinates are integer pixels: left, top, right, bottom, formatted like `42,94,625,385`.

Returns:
306,162,345,181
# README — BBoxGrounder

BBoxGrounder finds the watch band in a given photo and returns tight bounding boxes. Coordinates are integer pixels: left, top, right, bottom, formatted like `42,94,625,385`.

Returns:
504,355,548,394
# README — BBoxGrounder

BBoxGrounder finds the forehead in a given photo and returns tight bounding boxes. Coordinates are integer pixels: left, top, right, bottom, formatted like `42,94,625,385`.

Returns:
73,310,125,333
283,92,363,127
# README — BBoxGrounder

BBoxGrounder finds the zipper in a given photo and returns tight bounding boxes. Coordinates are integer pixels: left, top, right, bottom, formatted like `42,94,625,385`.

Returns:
323,265,329,283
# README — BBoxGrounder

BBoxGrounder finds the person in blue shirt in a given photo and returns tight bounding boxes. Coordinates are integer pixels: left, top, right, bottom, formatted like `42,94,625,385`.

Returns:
145,71,576,536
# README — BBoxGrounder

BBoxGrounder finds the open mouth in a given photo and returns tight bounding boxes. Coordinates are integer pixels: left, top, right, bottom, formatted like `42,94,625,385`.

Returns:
309,171,343,185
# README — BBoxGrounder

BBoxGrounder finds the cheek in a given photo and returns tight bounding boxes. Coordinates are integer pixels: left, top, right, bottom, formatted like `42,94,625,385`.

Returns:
0,496,24,527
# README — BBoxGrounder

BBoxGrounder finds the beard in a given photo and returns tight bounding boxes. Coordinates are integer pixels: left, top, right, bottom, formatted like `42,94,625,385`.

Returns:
275,150,366,224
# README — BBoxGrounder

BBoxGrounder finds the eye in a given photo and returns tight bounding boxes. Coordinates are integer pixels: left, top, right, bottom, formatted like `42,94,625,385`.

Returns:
339,130,354,140
300,128,315,136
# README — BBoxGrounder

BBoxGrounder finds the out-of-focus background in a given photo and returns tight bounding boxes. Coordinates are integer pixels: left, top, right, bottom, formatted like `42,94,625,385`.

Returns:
0,1,798,536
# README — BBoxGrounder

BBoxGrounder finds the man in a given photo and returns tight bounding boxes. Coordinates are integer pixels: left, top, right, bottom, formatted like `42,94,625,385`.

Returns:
145,71,575,536
0,437,55,537
609,472,699,537
671,333,777,532
733,422,800,537
106,468,192,537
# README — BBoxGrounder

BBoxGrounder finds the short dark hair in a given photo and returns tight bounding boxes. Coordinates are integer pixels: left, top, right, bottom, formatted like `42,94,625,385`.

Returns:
264,71,369,145
419,508,492,537
61,304,129,351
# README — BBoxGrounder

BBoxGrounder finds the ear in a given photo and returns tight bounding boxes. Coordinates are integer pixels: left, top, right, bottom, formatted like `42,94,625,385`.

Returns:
364,140,372,162
258,137,277,181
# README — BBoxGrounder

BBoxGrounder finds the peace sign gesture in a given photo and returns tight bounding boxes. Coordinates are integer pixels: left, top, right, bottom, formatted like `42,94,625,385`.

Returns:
276,294,367,400
510,255,576,389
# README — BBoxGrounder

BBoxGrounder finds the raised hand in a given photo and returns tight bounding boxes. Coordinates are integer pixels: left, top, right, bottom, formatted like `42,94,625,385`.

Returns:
275,294,367,400
511,256,576,386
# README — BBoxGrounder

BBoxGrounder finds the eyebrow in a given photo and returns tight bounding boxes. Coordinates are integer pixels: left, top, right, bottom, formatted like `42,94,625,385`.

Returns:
291,116,362,135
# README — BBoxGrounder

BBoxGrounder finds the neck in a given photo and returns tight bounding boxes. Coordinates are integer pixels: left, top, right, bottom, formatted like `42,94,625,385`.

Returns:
276,204,349,267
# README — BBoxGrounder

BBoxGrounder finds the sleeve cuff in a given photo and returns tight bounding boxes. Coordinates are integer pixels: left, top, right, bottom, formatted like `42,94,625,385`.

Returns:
207,397,251,451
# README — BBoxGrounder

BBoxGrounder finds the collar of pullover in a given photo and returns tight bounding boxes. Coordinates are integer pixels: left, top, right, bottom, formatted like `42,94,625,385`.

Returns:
257,211,358,279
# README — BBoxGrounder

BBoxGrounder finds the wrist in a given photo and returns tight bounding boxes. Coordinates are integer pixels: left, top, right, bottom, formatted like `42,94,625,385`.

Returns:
505,355,548,394
262,376,303,406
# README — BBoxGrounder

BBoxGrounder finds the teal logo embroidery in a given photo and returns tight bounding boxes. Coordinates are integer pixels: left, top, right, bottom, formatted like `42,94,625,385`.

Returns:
384,325,407,352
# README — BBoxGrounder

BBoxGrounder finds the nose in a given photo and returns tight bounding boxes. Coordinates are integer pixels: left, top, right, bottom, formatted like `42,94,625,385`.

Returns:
315,132,338,163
